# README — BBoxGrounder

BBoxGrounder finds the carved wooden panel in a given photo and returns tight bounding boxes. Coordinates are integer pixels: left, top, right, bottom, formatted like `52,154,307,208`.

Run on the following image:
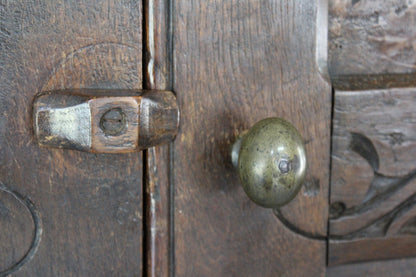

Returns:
329,0,416,90
329,88,416,265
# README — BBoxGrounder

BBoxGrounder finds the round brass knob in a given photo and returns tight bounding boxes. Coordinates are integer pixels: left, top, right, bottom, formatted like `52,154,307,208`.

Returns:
232,118,306,208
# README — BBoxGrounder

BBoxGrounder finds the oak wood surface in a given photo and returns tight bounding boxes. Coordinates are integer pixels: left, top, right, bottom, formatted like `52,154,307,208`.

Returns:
4,0,416,275
329,237,416,266
172,0,331,276
327,0,416,271
330,89,416,237
0,1,143,276
329,0,416,90
145,145,171,277
327,257,416,277
143,0,173,276
329,88,416,266
0,187,36,275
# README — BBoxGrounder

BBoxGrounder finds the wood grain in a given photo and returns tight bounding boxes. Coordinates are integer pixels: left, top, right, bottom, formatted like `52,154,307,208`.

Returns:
145,145,171,277
329,237,416,266
0,185,38,276
329,0,416,90
327,257,416,277
139,90,179,150
172,0,331,276
329,88,416,265
0,1,143,276
143,0,173,276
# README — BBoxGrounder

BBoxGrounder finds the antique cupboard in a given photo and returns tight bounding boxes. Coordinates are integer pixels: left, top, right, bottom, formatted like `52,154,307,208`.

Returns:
1,0,416,276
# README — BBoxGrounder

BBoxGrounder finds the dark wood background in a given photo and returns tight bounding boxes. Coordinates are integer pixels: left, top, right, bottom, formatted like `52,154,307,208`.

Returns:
0,1,144,276
1,0,416,276
171,0,331,276
327,0,416,274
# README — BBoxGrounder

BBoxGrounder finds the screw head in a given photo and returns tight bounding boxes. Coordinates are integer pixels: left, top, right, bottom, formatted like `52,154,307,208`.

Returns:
99,108,127,136
278,159,291,174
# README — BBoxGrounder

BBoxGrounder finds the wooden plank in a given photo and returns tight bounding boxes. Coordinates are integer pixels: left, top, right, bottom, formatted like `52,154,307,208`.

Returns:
172,0,331,276
329,88,416,265
0,1,143,276
143,0,173,276
329,237,416,266
0,186,39,276
145,146,171,277
327,257,416,277
329,0,416,90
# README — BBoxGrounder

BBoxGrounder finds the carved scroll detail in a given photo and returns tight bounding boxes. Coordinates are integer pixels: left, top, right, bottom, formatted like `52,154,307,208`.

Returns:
0,184,42,277
330,132,416,239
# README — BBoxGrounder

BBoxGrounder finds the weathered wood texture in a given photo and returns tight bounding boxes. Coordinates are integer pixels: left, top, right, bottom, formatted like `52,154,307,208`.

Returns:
172,0,331,276
330,237,416,266
327,257,416,277
0,1,143,276
329,89,416,265
145,145,171,277
329,0,416,90
0,186,37,276
139,91,179,151
143,0,173,276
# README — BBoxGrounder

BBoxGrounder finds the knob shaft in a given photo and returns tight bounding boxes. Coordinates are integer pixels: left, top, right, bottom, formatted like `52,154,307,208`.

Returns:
232,118,306,208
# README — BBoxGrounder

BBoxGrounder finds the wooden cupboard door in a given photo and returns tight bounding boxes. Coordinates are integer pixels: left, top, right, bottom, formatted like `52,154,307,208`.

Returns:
169,0,332,276
4,0,416,276
0,1,143,276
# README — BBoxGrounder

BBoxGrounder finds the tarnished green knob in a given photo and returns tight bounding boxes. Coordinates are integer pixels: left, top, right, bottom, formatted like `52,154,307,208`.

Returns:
232,118,306,208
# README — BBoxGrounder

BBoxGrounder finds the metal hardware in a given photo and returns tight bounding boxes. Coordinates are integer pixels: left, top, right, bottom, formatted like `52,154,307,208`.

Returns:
232,118,306,208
